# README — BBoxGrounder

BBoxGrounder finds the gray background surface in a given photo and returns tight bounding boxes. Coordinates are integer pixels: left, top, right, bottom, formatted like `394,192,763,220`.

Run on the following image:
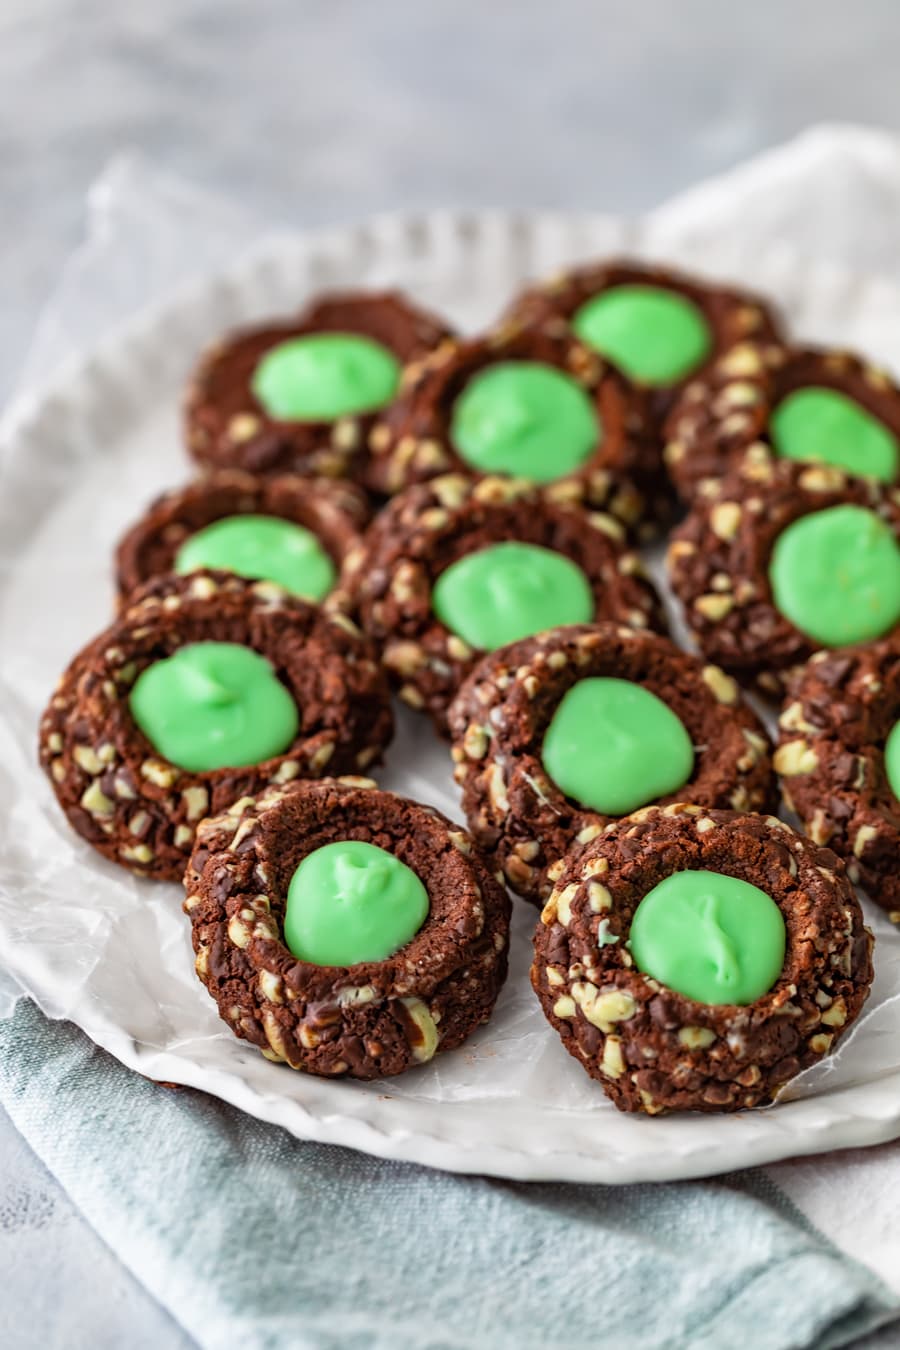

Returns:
2,2,900,1345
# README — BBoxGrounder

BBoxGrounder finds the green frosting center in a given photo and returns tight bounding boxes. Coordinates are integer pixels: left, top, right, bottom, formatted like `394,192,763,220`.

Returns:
572,284,712,385
541,677,694,815
431,541,594,651
129,641,299,773
884,720,900,801
284,840,429,967
174,514,336,600
449,361,600,482
769,504,900,647
770,386,899,483
630,869,786,1006
251,333,401,420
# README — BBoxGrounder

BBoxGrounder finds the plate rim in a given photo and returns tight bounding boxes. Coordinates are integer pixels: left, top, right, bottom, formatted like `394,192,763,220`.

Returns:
4,206,900,1184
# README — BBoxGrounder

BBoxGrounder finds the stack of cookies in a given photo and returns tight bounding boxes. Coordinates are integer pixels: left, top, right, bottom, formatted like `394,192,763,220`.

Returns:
41,260,899,1114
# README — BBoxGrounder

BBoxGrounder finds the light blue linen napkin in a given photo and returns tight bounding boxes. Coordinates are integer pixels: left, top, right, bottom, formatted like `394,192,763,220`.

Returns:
1,998,897,1350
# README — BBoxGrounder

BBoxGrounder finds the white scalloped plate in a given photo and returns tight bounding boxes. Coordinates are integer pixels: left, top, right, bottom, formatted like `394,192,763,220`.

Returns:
2,210,900,1183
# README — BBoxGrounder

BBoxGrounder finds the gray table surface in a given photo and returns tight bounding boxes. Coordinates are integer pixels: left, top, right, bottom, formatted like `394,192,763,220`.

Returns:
3,2,900,1346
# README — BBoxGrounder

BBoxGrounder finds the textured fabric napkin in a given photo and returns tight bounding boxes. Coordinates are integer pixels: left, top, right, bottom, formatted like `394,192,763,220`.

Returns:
1,999,897,1350
5,129,900,1350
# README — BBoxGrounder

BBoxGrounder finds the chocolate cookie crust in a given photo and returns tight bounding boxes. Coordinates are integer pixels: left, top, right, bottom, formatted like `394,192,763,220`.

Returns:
506,259,782,427
531,805,873,1114
338,473,666,731
183,778,511,1078
115,470,370,604
364,321,653,528
776,641,900,923
664,343,900,500
38,570,394,881
449,624,774,904
666,459,900,696
185,290,452,481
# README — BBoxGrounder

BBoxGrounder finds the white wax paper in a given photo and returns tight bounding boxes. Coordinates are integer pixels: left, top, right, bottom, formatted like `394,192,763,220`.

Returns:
1,129,900,1180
